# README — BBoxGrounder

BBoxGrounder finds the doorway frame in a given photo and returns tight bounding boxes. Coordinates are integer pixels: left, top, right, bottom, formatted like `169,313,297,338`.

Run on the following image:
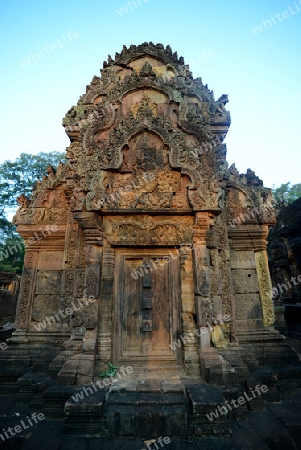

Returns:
112,248,182,366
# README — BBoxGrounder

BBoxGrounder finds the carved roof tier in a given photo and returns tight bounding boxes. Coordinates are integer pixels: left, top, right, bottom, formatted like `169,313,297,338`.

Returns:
103,42,184,68
13,43,275,226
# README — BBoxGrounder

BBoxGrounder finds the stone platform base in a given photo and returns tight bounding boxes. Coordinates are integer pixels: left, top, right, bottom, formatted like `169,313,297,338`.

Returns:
1,375,301,447
63,377,231,438
0,334,301,440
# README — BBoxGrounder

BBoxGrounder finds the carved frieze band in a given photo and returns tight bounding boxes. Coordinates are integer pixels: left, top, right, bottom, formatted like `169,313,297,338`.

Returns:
104,215,193,246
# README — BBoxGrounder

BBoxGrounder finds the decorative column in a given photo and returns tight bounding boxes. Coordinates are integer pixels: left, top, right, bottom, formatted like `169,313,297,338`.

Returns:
73,212,103,381
179,245,199,376
12,252,38,343
193,212,212,350
97,245,115,370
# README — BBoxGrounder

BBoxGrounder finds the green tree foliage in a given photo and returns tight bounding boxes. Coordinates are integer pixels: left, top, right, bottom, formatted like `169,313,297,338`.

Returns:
272,182,301,204
0,210,16,244
0,235,25,274
0,209,24,273
0,151,65,273
0,151,65,209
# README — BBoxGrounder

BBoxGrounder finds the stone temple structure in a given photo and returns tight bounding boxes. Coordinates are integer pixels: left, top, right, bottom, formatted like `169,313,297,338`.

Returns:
268,197,301,339
2,43,300,437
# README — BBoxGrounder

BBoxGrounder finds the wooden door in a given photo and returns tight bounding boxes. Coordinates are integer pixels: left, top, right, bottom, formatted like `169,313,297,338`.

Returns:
114,249,181,364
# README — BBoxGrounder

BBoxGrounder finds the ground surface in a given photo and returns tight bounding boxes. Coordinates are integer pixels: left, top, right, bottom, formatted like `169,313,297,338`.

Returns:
0,389,301,449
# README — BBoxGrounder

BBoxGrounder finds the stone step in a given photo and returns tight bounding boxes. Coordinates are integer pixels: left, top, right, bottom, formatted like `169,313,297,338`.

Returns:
114,362,185,378
16,371,53,406
62,378,231,439
218,351,250,381
43,386,78,418
0,367,25,394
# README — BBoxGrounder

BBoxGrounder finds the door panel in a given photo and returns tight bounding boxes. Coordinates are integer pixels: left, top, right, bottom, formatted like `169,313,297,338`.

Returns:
114,250,180,363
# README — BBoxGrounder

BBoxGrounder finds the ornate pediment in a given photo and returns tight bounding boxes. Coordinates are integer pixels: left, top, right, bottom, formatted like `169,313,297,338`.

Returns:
14,44,273,223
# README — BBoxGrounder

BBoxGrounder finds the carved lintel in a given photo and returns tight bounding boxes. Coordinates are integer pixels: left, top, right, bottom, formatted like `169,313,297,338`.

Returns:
255,250,275,327
104,215,193,246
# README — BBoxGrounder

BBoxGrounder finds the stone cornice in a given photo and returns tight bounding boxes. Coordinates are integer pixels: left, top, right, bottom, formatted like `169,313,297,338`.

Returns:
227,224,269,251
73,212,103,245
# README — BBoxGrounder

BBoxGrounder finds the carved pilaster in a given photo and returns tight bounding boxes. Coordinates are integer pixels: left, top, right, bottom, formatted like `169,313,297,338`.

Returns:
76,228,87,268
85,244,101,306
64,222,78,269
194,212,233,350
86,266,99,298
255,250,275,326
14,252,38,335
75,268,86,297
193,212,211,351
193,212,211,294
97,246,115,365
180,246,199,376
61,214,78,300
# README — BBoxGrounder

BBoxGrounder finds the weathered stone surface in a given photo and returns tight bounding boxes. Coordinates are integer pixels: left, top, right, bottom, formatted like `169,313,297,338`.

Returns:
230,250,256,269
186,383,225,414
137,379,161,393
235,294,262,320
135,410,164,438
35,270,62,294
31,294,62,322
37,251,64,270
161,379,185,393
231,269,259,294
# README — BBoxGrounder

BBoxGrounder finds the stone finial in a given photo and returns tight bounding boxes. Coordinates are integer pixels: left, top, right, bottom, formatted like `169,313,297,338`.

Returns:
16,193,30,208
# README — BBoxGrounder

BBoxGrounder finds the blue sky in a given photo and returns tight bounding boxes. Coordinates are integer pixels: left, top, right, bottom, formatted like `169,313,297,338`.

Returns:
0,0,300,189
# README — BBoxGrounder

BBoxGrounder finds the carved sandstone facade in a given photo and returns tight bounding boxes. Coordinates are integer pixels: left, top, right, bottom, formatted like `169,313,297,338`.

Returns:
11,43,287,384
